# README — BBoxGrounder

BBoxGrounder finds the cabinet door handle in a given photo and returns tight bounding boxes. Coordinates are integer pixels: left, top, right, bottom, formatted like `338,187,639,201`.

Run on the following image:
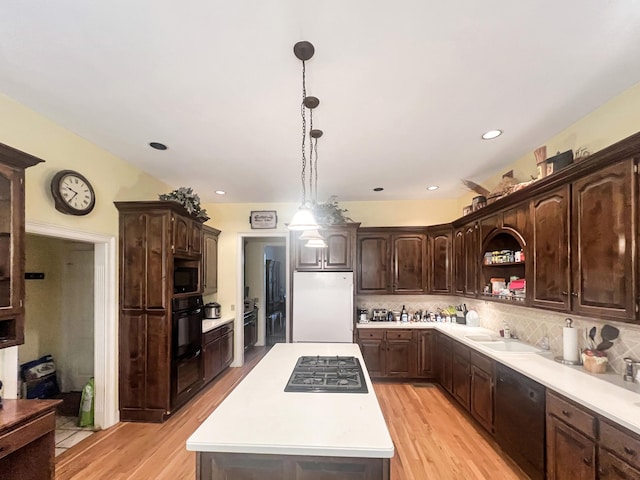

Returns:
624,446,636,455
582,457,592,467
571,292,578,297
561,409,571,417
561,291,568,296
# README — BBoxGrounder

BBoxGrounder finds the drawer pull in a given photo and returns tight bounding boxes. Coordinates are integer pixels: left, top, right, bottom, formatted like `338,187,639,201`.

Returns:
582,457,592,467
561,409,571,417
623,446,636,456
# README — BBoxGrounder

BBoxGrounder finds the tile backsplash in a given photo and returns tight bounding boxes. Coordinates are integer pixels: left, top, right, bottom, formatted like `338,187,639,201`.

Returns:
356,295,640,375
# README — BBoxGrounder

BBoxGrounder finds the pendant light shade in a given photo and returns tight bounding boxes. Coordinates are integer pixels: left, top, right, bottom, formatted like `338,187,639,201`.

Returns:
305,238,327,248
288,207,319,231
299,228,324,240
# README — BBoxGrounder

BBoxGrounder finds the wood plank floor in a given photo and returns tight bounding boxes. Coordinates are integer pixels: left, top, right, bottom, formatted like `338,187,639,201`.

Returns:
55,350,528,480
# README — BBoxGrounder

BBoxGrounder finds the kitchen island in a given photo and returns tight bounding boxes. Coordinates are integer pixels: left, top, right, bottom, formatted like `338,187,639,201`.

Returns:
186,342,394,479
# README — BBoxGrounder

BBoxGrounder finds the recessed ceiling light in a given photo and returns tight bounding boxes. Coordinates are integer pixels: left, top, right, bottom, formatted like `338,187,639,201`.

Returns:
426,185,439,191
373,187,384,192
149,142,168,150
481,130,502,140
215,190,226,195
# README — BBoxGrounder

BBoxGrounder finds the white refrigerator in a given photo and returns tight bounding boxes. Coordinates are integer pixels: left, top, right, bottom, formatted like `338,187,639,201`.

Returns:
292,271,354,343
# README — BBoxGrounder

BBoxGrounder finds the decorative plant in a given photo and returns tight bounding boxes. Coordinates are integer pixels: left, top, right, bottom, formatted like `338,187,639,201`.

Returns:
312,196,353,225
159,187,209,222
574,146,591,159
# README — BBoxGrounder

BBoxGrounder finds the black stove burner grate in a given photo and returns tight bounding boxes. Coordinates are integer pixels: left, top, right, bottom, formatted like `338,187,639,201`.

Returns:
284,356,368,393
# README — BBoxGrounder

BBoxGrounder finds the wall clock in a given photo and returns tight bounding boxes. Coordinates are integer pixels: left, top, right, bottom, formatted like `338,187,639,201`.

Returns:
50,170,96,215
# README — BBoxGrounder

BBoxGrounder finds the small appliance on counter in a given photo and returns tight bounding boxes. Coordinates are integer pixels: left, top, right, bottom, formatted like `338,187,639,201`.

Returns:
204,302,221,319
357,308,369,323
371,308,388,321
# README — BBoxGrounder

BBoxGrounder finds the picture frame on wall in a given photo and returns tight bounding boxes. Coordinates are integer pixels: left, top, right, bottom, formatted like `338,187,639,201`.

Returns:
250,210,277,229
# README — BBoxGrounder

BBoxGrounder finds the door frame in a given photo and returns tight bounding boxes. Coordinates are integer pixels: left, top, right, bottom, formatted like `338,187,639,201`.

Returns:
25,221,118,429
236,232,289,366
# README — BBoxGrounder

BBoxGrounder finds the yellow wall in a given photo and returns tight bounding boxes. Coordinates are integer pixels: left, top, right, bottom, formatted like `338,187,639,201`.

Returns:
0,93,172,235
459,81,640,210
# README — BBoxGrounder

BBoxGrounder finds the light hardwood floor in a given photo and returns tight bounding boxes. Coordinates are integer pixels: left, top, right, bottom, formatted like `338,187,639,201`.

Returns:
55,349,528,480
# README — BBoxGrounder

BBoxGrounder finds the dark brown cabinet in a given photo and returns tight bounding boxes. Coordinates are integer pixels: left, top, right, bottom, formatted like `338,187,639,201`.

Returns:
357,328,430,379
357,228,427,294
197,452,389,480
357,330,386,377
417,330,434,377
469,351,494,433
174,215,203,257
292,224,359,271
571,160,635,321
530,185,571,311
0,399,60,480
530,160,636,321
115,201,212,422
436,332,453,394
547,415,596,480
428,226,452,294
453,223,479,297
599,449,640,479
202,225,220,294
0,144,43,349
452,342,471,410
356,233,390,294
203,323,234,384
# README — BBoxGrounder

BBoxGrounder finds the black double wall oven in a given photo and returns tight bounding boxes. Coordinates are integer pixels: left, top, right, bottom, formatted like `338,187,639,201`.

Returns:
171,294,204,409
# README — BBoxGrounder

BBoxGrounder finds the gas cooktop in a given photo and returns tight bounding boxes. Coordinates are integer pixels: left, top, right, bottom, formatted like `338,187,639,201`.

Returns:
284,355,368,394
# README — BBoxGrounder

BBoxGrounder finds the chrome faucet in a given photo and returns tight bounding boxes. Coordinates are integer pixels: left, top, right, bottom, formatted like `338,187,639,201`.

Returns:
623,358,640,382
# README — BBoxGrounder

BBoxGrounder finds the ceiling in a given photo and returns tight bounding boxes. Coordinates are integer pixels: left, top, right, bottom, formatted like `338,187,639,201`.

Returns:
2,1,640,204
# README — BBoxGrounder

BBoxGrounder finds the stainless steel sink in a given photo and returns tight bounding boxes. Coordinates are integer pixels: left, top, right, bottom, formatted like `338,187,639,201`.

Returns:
465,334,542,353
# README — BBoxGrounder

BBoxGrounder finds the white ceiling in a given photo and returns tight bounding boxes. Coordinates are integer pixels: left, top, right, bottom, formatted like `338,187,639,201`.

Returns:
2,1,640,204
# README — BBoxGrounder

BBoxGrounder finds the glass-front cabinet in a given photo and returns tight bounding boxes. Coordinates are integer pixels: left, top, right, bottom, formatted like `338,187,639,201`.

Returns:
0,144,44,348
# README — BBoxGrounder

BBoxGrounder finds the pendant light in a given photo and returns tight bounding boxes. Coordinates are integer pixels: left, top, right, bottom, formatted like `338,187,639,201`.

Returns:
288,41,320,231
304,126,327,248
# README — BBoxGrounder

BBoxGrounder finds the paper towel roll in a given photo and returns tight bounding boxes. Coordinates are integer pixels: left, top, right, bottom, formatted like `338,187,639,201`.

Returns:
563,326,579,362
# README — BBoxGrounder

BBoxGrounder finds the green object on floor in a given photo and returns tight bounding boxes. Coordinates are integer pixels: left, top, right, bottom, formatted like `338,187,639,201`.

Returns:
78,378,94,427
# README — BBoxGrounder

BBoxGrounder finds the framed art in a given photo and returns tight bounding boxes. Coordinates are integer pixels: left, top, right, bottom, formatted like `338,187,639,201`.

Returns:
250,210,277,229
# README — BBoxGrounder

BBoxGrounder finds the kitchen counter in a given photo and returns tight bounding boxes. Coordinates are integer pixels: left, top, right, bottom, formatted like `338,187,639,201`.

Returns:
202,317,233,333
357,321,640,436
186,342,394,458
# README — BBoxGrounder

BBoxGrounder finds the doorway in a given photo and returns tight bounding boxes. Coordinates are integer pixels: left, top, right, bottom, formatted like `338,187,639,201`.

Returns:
23,221,118,431
237,232,289,365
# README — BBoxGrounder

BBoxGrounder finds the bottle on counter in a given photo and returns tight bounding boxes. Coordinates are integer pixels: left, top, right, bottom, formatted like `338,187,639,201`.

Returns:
401,305,408,322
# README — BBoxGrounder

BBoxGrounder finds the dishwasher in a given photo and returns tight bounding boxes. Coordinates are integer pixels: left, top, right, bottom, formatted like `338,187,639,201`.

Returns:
494,363,546,480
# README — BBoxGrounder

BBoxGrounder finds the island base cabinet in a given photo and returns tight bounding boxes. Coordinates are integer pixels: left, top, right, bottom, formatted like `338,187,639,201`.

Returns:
197,452,390,480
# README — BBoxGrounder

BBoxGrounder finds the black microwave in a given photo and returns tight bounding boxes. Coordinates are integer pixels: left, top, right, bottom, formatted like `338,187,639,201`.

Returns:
173,266,199,294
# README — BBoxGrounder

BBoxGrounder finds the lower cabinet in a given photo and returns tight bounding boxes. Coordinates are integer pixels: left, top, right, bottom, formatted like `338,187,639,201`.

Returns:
437,333,453,394
203,323,234,384
452,342,471,410
357,328,432,379
469,351,494,433
546,390,640,480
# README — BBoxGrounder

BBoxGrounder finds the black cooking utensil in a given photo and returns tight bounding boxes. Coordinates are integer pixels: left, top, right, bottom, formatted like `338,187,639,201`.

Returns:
601,324,620,342
596,340,614,351
588,327,597,349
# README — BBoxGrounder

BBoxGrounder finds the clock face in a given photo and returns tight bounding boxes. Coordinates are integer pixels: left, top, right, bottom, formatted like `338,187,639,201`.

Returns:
51,170,96,215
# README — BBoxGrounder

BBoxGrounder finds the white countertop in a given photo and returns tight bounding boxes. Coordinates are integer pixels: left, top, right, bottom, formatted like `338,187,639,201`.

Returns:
186,342,395,458
358,321,640,435
202,317,233,333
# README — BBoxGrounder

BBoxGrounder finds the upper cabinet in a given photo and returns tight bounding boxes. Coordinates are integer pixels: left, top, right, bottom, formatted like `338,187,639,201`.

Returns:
292,224,359,272
530,185,571,311
571,160,635,321
453,222,479,297
428,226,452,294
357,228,427,295
174,216,203,257
529,160,636,321
202,225,221,295
0,144,44,349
